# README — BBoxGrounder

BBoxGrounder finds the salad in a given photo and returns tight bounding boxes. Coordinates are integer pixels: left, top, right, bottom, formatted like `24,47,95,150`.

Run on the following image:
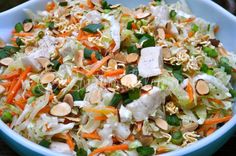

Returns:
0,0,235,155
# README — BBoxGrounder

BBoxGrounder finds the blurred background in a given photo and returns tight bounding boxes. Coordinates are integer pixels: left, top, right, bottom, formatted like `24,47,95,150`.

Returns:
0,0,236,156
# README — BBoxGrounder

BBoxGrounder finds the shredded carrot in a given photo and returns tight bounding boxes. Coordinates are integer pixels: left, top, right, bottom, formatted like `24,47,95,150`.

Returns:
0,82,12,88
136,121,143,132
89,144,129,156
103,69,125,77
38,105,51,115
91,52,98,63
14,98,27,110
8,79,17,95
94,116,108,121
188,31,195,38
34,24,45,29
46,1,56,12
7,67,32,104
157,146,169,154
54,133,75,151
57,32,71,37
107,40,116,52
214,25,219,34
206,127,216,136
204,115,232,125
207,98,224,106
77,30,100,41
70,16,78,24
186,81,194,103
182,17,195,23
13,32,34,37
0,69,21,80
86,55,111,77
87,0,95,9
82,131,101,140
73,67,89,75
165,33,174,39
127,135,135,141
131,23,137,30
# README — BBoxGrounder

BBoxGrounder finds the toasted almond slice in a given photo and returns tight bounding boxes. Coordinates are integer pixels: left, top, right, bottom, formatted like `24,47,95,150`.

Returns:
113,53,127,63
126,53,139,63
23,22,33,32
40,72,55,84
155,118,168,131
157,28,165,40
121,74,138,88
63,94,74,107
108,59,117,70
110,4,121,9
136,134,154,146
181,122,199,132
65,117,80,122
37,57,51,68
0,85,5,94
141,85,153,92
136,12,151,19
0,57,14,66
0,40,5,48
50,102,71,117
162,47,171,59
195,79,209,95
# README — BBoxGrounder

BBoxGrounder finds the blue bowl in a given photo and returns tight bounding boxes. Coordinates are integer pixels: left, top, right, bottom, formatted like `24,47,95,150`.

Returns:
0,0,236,156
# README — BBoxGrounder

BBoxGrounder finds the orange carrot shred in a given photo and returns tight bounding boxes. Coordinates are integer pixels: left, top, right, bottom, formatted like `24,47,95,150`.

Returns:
206,127,216,136
0,69,21,80
207,98,224,106
46,1,56,12
89,144,129,156
203,115,232,125
91,52,98,63
87,0,95,9
186,81,194,103
94,116,108,121
13,32,34,37
82,131,101,140
103,69,125,77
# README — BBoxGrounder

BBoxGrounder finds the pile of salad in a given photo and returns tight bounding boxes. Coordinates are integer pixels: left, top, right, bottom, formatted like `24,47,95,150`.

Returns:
0,0,235,155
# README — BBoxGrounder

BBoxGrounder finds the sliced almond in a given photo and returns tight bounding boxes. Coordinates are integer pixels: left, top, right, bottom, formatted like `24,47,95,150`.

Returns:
65,117,80,122
113,53,127,63
141,85,152,92
40,72,55,84
0,40,5,48
37,57,51,68
110,4,121,9
108,59,117,70
63,94,74,107
217,47,228,56
0,57,14,66
121,74,138,88
135,133,154,146
126,53,139,63
195,79,209,95
181,122,198,133
157,28,165,40
50,102,71,117
0,85,5,94
162,47,172,59
136,12,151,19
155,118,168,131
89,90,102,104
23,22,33,32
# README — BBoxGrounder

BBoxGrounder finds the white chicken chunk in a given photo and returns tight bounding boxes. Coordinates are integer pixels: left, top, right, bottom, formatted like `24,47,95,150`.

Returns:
49,142,74,155
126,87,167,121
22,36,57,71
150,5,169,27
138,47,163,78
59,38,78,58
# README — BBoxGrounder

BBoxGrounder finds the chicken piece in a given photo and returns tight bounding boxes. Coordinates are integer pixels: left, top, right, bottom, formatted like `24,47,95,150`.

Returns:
59,38,78,58
49,142,73,155
22,36,57,72
150,5,169,27
126,87,167,121
138,47,163,78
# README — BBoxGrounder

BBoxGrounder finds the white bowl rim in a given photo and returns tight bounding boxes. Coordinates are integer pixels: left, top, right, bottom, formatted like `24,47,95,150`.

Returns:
0,0,236,156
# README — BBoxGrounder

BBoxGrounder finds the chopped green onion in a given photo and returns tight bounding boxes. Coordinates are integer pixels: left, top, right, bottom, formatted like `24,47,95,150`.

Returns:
123,98,133,105
203,47,218,58
126,65,139,76
46,22,55,30
171,131,184,145
101,0,111,9
38,31,45,39
166,114,181,126
82,24,104,33
110,93,123,107
127,21,134,30
127,45,139,54
39,139,51,148
59,1,68,6
51,59,61,71
173,69,184,83
136,146,155,156
139,34,155,48
169,10,177,20
1,111,13,123
16,37,25,46
0,46,19,59
192,24,199,32
103,9,111,14
15,23,24,33
32,84,45,97
207,24,211,31
76,148,87,156
200,64,214,75
71,88,86,101
219,57,232,74
128,88,141,100
140,78,150,86
84,48,103,60
229,89,236,98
